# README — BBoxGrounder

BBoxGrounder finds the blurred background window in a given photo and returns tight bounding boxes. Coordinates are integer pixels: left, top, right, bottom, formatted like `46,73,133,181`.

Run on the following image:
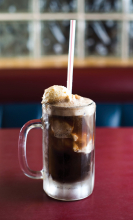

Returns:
0,0,133,63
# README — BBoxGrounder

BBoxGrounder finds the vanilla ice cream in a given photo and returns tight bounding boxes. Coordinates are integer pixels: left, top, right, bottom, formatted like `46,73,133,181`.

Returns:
42,85,92,108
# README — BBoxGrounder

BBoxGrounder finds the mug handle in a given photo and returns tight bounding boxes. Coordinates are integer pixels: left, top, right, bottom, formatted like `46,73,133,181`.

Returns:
18,119,43,179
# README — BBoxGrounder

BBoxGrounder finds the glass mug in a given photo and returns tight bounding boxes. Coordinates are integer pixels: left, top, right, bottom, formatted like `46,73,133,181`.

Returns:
18,101,96,201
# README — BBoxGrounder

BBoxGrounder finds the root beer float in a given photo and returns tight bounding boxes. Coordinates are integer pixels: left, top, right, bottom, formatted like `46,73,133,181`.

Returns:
41,85,96,200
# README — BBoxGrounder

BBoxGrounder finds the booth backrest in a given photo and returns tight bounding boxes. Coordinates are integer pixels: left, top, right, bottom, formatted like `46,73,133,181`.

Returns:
0,68,133,103
1,103,41,128
0,67,133,127
0,103,133,128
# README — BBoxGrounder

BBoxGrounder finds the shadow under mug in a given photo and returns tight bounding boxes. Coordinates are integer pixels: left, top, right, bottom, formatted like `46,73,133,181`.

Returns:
18,102,96,201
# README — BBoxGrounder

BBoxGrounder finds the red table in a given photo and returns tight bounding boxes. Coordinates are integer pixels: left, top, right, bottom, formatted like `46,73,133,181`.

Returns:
0,128,133,220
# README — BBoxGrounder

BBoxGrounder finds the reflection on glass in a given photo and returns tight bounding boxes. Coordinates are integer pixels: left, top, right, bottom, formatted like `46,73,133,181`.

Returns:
41,21,71,56
40,0,77,12
85,21,121,57
85,0,122,12
129,22,133,57
0,22,32,57
0,0,31,12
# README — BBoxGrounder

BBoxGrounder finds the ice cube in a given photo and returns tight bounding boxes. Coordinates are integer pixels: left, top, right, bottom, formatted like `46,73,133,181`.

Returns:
51,119,73,138
73,133,93,153
73,139,93,154
85,114,95,136
78,133,88,149
73,115,87,136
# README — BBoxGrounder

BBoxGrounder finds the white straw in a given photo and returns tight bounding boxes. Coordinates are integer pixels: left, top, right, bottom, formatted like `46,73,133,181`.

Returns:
67,20,76,94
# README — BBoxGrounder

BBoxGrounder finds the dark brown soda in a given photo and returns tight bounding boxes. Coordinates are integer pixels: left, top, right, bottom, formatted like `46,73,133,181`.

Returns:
48,115,94,183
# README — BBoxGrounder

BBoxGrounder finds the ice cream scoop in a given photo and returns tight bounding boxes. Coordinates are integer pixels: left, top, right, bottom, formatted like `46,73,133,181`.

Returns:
42,85,71,104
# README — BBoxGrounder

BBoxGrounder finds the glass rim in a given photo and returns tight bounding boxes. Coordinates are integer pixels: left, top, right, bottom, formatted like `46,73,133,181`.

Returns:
42,100,95,109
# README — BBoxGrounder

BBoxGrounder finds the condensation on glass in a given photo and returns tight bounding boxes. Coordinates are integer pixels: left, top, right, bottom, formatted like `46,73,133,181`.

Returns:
0,22,33,57
85,0,122,13
85,21,121,57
